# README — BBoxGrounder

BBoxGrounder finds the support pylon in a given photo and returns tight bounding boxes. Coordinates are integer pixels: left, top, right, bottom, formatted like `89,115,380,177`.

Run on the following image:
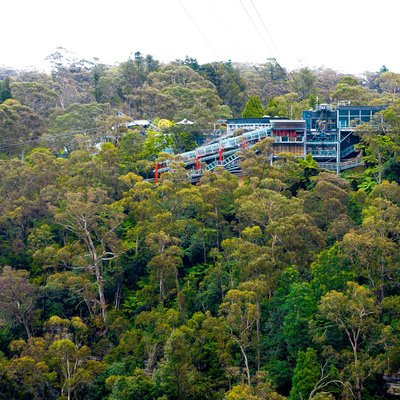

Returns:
196,155,201,171
219,148,224,164
155,162,159,184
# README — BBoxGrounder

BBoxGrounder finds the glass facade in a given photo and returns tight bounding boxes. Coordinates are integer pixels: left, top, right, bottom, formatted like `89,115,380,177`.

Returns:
303,109,337,132
307,146,337,157
337,106,385,129
224,106,387,164
302,105,387,160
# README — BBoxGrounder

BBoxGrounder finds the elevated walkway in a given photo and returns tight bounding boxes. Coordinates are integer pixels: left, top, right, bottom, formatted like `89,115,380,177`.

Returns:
157,125,273,174
154,124,363,182
318,157,363,171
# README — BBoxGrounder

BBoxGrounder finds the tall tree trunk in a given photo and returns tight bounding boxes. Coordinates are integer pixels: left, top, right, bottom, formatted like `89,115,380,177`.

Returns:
114,278,123,310
348,330,362,400
256,302,261,373
354,348,362,400
85,226,108,323
22,315,32,339
175,270,183,312
94,263,107,324
378,152,382,184
239,342,251,386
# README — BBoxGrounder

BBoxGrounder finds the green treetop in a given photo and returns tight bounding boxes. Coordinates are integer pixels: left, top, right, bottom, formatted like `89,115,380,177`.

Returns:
0,77,12,103
242,95,265,118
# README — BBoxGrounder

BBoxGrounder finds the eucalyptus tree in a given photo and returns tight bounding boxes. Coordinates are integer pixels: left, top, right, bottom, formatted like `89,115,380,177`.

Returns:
52,188,126,324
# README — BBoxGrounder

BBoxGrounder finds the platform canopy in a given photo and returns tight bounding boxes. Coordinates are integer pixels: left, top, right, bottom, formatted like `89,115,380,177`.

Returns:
176,118,194,125
127,119,150,128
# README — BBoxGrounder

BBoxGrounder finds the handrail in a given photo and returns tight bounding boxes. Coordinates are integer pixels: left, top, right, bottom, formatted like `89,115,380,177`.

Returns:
206,153,242,172
318,157,363,171
175,125,272,164
155,124,363,179
340,145,356,158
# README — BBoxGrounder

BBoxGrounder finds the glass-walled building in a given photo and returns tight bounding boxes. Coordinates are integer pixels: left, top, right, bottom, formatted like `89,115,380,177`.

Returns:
302,104,339,161
302,104,386,162
303,104,338,132
338,105,385,128
223,104,387,168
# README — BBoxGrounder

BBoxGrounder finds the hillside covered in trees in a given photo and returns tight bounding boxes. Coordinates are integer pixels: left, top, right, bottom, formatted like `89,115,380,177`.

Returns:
1,50,400,399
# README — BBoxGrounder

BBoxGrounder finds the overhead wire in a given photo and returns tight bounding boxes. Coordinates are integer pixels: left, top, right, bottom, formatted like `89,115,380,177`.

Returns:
1,2,303,153
0,126,100,146
0,118,160,152
243,0,303,95
205,0,274,93
203,0,294,107
238,0,275,57
198,0,302,99
239,1,284,81
177,0,250,100
0,126,102,151
202,0,293,98
248,0,281,58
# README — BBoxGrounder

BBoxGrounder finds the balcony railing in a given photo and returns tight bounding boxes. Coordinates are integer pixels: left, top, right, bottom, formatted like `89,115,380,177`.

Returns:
307,135,338,143
274,137,304,143
308,150,337,157
341,145,357,158
318,157,363,171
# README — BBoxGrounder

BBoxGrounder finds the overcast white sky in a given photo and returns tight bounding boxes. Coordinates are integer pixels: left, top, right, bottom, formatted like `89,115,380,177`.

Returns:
1,0,399,74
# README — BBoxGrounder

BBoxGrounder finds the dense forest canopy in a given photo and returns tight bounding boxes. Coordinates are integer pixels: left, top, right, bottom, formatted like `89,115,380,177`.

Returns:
1,50,400,399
